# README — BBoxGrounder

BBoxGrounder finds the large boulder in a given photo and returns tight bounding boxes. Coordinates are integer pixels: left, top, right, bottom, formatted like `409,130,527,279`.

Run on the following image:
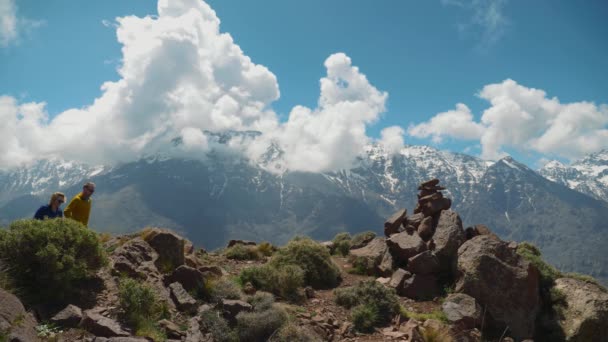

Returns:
417,216,434,242
0,288,40,342
51,304,83,328
388,269,412,290
386,231,427,264
350,237,388,276
377,249,395,277
442,293,482,330
384,208,407,237
111,238,159,279
420,197,451,217
401,274,439,300
407,251,440,275
407,213,425,230
164,265,206,293
433,210,466,272
80,310,130,337
553,277,608,341
455,235,540,340
169,282,197,313
142,228,185,273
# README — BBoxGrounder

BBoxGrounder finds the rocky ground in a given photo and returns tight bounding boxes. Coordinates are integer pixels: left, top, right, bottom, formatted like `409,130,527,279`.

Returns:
1,179,607,342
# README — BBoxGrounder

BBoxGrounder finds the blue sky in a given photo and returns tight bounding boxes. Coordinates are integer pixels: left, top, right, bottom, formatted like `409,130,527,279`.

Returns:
1,0,607,170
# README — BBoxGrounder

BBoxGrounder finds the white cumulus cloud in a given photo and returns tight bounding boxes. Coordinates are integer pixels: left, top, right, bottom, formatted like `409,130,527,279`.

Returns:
407,103,484,143
408,79,608,161
0,0,42,47
0,0,388,173
379,126,406,155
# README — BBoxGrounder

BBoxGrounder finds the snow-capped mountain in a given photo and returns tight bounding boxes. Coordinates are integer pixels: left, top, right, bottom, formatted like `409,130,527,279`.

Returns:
323,145,492,217
539,149,608,203
1,143,607,284
0,159,107,205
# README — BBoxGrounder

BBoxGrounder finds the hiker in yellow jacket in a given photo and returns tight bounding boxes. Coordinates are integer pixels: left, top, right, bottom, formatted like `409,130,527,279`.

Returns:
64,182,95,226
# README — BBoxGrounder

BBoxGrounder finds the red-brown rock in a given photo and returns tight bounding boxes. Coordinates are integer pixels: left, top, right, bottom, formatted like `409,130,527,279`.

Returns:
407,251,440,275
384,208,407,236
386,231,427,264
400,273,439,300
455,235,540,340
417,216,434,242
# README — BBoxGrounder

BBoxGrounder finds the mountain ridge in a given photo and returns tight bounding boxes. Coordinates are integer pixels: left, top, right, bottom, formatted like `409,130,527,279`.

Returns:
1,144,607,284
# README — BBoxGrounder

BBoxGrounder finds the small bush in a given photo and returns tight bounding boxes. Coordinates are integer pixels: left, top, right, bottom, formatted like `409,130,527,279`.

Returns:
209,278,242,302
0,219,106,302
257,242,276,257
332,233,352,256
400,307,448,323
236,306,288,342
517,242,562,287
270,237,340,289
118,278,168,329
247,291,275,312
351,304,379,332
421,326,453,342
119,278,157,324
335,281,400,326
224,244,262,260
134,319,167,342
239,264,304,301
351,231,376,248
347,256,376,275
269,322,321,342
200,310,238,342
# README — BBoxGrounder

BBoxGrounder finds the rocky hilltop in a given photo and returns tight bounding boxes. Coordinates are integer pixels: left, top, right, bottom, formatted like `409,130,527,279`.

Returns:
1,180,607,342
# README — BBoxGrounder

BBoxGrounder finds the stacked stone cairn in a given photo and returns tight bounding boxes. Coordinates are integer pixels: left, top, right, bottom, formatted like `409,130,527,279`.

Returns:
349,178,549,340
384,178,460,300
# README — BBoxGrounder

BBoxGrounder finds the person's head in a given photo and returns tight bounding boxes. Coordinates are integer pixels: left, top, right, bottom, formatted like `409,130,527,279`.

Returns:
82,182,96,199
49,192,65,208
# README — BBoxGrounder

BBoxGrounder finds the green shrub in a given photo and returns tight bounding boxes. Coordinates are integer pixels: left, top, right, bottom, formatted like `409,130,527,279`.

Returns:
270,237,340,289
257,242,276,257
351,231,376,248
399,307,448,323
209,278,242,302
334,280,399,326
118,278,168,323
118,278,168,341
236,306,288,342
351,304,379,332
332,233,352,256
239,264,304,301
517,242,562,288
224,244,262,260
347,256,376,275
269,322,321,342
134,319,167,342
247,291,275,312
421,325,453,342
0,219,106,302
200,310,238,342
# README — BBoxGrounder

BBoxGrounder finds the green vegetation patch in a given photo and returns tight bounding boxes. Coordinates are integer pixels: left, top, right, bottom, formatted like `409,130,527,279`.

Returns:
224,244,262,261
516,242,562,287
0,219,107,303
334,280,400,329
118,278,169,341
332,232,352,256
239,264,304,301
270,237,341,289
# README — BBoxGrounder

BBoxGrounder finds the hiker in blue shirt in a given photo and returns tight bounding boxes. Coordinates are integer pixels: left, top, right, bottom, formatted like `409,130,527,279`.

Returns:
34,192,66,220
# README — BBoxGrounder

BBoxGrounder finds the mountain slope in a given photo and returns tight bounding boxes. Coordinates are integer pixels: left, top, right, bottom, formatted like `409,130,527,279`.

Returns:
1,145,607,284
539,149,608,202
460,157,608,282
